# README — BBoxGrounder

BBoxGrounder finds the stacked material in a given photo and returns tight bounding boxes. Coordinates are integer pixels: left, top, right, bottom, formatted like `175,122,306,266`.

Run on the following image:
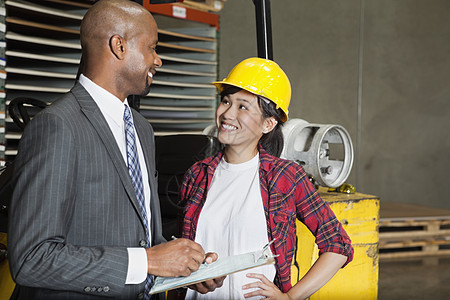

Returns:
379,202,450,259
3,0,218,162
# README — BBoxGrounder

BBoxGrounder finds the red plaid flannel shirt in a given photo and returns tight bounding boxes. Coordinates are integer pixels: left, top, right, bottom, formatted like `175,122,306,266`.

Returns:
181,147,353,292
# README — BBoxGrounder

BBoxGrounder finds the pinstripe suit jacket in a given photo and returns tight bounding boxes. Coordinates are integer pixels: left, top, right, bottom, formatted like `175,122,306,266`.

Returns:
8,83,166,299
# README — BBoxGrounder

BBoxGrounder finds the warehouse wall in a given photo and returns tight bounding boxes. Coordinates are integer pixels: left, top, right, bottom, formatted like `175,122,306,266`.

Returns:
218,0,450,209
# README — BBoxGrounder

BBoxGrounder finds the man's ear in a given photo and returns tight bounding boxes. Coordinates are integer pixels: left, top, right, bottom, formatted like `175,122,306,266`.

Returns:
263,117,278,134
110,35,126,60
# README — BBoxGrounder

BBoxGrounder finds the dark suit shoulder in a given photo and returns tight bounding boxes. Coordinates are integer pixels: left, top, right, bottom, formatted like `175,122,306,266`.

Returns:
131,107,154,135
47,84,88,112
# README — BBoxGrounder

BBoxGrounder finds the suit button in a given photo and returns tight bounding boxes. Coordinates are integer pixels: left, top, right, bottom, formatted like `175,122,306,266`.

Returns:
137,292,144,299
103,286,110,293
84,287,91,292
139,240,147,247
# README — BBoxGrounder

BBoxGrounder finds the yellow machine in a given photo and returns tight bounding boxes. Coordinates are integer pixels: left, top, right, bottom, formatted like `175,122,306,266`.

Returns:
291,188,379,299
0,233,15,299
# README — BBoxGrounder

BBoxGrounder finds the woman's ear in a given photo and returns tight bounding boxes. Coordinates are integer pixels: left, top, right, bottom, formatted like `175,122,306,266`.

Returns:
263,117,278,134
110,35,126,60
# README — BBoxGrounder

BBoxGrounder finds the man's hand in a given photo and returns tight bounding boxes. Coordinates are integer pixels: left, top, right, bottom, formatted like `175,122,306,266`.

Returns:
146,238,205,277
187,252,225,294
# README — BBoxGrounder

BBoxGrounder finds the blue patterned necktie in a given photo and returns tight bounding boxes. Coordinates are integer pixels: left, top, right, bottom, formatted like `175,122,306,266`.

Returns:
123,104,152,299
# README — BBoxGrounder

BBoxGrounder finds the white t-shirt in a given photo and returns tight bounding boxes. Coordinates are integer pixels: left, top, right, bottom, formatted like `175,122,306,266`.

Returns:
186,154,276,300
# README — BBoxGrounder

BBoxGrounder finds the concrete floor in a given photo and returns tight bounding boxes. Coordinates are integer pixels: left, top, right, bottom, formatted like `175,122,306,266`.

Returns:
378,256,450,299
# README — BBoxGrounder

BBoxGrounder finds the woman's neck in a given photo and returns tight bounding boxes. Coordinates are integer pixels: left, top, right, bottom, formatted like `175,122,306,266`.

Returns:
223,145,259,164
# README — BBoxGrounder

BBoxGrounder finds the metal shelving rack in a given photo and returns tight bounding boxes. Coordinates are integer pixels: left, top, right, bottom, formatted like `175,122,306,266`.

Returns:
0,1,6,165
1,0,220,164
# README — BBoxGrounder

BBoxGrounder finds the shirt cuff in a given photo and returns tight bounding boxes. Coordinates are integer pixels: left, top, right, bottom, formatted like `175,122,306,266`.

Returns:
125,247,148,284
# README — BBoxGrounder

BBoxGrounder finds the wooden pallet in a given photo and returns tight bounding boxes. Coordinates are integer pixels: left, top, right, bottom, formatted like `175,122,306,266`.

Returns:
379,202,450,259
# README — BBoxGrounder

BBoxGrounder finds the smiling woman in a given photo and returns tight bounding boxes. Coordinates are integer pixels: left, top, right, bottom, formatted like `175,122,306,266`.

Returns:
179,57,354,300
215,87,268,163
212,58,291,161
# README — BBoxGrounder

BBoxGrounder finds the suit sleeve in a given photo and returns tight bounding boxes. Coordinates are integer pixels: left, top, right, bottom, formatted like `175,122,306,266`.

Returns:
8,112,129,296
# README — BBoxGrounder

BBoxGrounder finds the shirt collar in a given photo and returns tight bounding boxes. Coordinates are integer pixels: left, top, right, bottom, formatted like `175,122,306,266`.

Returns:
78,74,129,127
257,145,275,174
200,144,275,174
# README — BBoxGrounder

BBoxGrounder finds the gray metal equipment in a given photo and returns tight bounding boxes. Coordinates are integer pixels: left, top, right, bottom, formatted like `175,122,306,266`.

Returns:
280,119,354,188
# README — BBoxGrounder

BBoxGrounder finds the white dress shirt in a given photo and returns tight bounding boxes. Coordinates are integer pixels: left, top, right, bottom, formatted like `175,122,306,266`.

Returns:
79,74,149,284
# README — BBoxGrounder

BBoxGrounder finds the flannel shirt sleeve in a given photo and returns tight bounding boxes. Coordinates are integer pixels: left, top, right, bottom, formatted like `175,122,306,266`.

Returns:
180,165,194,204
180,165,196,239
180,162,207,241
293,167,354,266
180,161,205,205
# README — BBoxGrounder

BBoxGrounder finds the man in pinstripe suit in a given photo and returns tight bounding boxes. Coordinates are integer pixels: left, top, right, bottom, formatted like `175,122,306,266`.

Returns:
7,1,221,299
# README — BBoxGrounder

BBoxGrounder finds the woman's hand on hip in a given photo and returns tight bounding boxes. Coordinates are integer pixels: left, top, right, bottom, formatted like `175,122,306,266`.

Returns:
242,273,292,300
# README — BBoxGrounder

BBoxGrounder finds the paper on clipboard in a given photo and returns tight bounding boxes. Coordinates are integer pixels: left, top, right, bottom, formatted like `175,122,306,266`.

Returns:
149,241,277,295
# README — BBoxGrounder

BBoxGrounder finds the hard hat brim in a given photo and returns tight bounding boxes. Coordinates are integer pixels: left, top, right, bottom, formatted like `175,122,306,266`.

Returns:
211,81,289,122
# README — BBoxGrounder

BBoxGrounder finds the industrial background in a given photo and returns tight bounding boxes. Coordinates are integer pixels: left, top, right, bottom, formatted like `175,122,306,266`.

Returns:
218,0,450,210
0,0,449,299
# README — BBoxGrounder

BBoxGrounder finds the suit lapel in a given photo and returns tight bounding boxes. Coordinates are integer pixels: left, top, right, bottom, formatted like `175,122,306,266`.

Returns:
134,115,154,183
134,113,164,244
70,83,147,227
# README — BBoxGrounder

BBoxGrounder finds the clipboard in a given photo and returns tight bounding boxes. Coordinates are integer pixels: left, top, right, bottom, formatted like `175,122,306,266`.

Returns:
149,241,277,295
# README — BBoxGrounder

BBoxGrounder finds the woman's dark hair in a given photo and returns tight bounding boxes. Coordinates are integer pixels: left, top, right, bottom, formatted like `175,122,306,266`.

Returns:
220,86,285,157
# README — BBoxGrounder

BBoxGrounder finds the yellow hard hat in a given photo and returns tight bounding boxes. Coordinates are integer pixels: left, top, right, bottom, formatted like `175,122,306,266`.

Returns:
212,57,291,122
